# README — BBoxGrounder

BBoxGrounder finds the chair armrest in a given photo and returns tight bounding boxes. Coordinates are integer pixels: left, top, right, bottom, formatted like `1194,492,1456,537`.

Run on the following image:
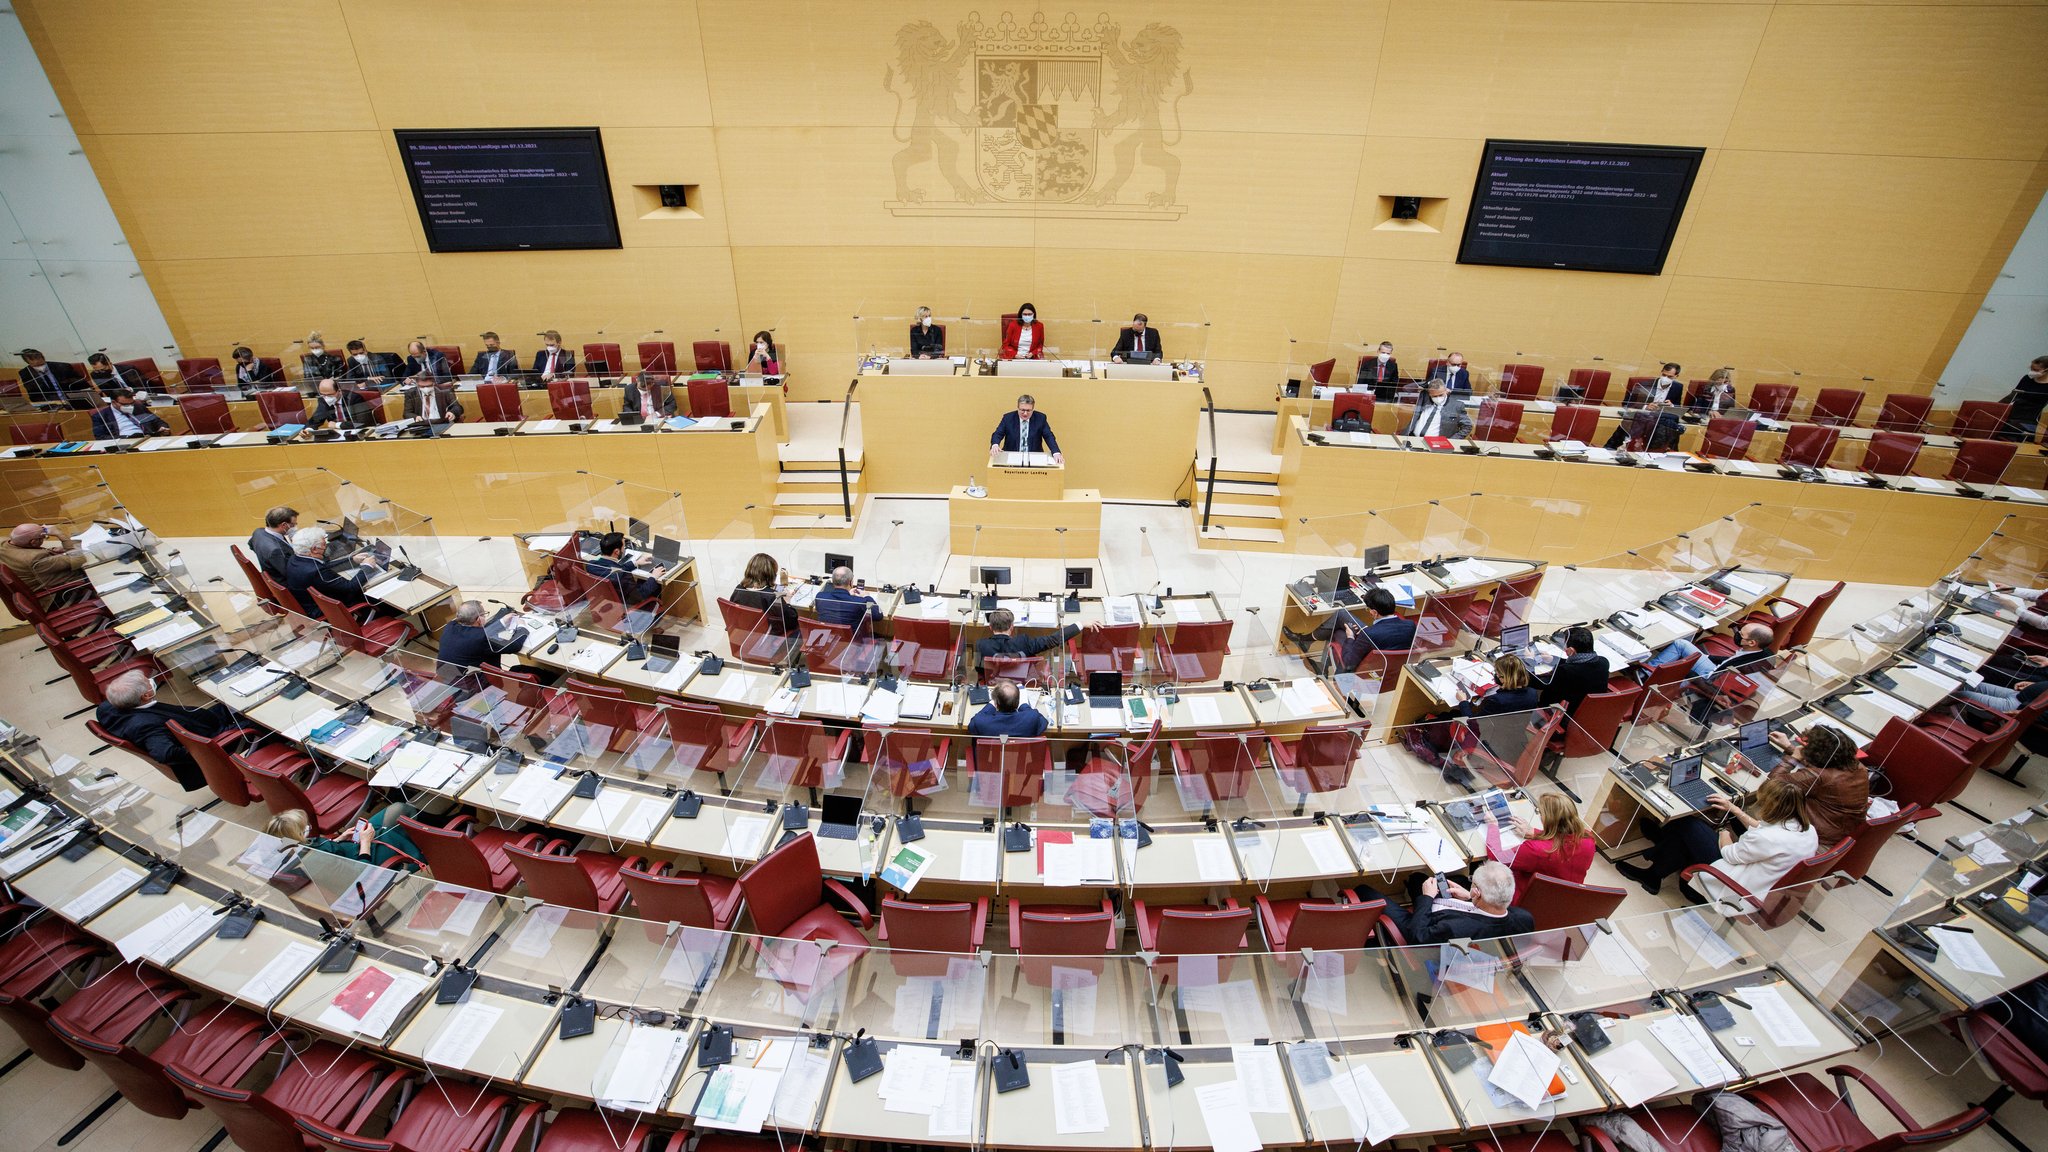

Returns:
1374,916,1408,947
620,856,648,874
1267,735,1297,770
821,876,872,928
295,1117,394,1152
1008,898,1022,945
508,832,546,854
1679,863,1764,910
482,1099,546,1152
441,812,475,833
1168,740,1192,777
1825,1064,1934,1128
969,897,991,951
1132,899,1157,951
1581,1125,1624,1152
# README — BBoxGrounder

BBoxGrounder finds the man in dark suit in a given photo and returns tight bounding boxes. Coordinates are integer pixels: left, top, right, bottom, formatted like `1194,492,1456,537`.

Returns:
283,526,379,615
473,332,520,381
14,349,80,405
336,340,393,386
1359,340,1400,391
1628,363,1685,407
247,506,297,582
622,373,676,419
308,379,379,430
84,353,147,400
232,346,281,386
1603,401,1682,451
1404,378,1473,438
585,531,665,602
967,679,1049,739
1286,587,1416,674
974,607,1100,662
437,599,528,682
814,566,883,628
1539,626,1610,717
988,394,1063,463
401,341,450,383
530,331,574,383
401,380,463,423
1432,352,1472,393
1110,313,1164,363
95,669,243,791
89,388,170,440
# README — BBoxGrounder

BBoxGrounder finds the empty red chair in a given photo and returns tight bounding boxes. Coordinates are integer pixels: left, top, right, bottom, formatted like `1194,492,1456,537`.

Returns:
47,965,200,1119
866,724,954,804
1152,618,1232,682
299,1080,542,1152
176,392,236,434
398,812,523,892
798,615,880,678
1955,1009,2048,1139
1875,392,1933,432
1068,622,1143,675
1134,899,1253,955
10,421,64,445
639,340,678,375
310,587,416,656
547,378,593,420
536,1110,679,1152
620,859,744,930
974,734,1052,809
1685,839,1852,928
687,376,732,418
1748,382,1797,419
38,622,157,706
170,1040,401,1152
1518,873,1628,931
1948,437,2018,484
1779,424,1840,468
889,615,962,681
255,390,308,429
1008,899,1117,953
1472,398,1523,442
1564,368,1609,404
477,380,522,422
165,718,261,805
0,919,103,1069
1305,358,1335,387
582,342,621,376
506,836,636,913
1498,363,1543,399
1467,570,1544,639
114,358,162,388
1951,400,2010,439
1256,893,1383,951
1861,431,1922,476
176,357,224,391
692,340,731,372
1810,388,1864,426
1271,723,1365,799
980,653,1049,684
1546,405,1599,443
1700,416,1755,460
879,894,990,954
1459,705,1567,787
735,833,871,974
1169,732,1262,807
1557,682,1644,757
739,715,852,791
1414,587,1477,653
655,694,744,783
1329,391,1373,428
237,747,368,834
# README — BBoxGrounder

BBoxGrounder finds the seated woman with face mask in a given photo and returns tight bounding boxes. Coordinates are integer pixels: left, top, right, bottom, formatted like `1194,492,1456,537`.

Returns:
1001,302,1045,360
909,306,945,358
744,330,779,373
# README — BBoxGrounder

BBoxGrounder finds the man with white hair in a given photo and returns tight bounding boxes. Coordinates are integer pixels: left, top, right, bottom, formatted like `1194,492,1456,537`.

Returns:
814,565,882,628
281,524,379,616
1353,860,1533,944
437,599,527,682
94,669,244,791
2,522,124,597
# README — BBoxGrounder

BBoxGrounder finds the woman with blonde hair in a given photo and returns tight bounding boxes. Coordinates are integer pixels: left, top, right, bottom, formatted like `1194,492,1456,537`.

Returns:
266,803,422,872
1483,791,1595,904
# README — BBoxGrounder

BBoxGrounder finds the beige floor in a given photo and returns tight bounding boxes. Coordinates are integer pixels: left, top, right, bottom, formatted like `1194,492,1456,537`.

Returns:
3,507,2045,1150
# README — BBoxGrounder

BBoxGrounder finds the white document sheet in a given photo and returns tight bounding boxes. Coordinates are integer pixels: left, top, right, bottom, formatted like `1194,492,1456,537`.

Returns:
1052,1060,1110,1134
60,867,142,920
1231,1043,1291,1114
1193,837,1239,881
423,1001,502,1068
1649,1015,1739,1087
1932,924,2004,977
1330,1064,1408,1144
1195,1080,1264,1152
238,941,321,1004
1589,1039,1678,1107
928,1062,978,1138
1739,985,1820,1048
1486,1030,1562,1109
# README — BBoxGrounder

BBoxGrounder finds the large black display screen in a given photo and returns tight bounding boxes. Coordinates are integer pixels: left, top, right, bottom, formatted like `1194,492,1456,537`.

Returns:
394,129,621,253
1456,141,1703,275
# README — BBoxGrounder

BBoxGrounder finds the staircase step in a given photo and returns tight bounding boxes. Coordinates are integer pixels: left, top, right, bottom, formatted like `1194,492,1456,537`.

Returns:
1201,502,1281,521
778,469,862,484
1197,524,1285,545
771,513,854,532
774,492,853,507
1204,479,1280,498
778,446,863,466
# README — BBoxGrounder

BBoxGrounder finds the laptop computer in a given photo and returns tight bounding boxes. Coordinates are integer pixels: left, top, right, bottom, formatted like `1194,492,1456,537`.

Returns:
1087,670,1123,709
650,534,683,565
628,518,651,547
817,793,865,840
1312,566,1345,599
644,633,682,674
1665,754,1727,813
1734,718,1783,770
1498,623,1531,652
1123,348,1158,365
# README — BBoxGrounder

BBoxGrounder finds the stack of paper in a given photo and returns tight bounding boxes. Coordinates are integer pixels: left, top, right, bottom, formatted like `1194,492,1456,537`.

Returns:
599,1024,689,1111
878,1045,951,1115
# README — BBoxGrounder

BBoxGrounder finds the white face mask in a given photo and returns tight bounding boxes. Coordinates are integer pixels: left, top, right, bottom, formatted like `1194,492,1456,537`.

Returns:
1020,314,1034,324
920,318,930,328
756,341,768,351
309,348,324,357
1378,353,1390,362
353,353,368,363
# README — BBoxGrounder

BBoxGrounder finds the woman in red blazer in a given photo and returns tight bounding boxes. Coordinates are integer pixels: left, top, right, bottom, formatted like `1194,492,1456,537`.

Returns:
1000,302,1045,360
1483,792,1595,905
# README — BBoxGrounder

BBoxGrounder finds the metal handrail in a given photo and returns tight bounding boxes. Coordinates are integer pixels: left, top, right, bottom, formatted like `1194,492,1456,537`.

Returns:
1198,386,1219,532
836,378,860,521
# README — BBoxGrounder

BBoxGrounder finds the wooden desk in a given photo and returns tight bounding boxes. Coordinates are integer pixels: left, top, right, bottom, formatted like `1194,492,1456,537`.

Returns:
948,486,1102,557
986,458,1064,500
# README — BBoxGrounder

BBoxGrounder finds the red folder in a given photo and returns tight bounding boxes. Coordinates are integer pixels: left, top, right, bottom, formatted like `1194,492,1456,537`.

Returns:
1036,829,1073,876
1425,436,1454,452
330,966,394,1021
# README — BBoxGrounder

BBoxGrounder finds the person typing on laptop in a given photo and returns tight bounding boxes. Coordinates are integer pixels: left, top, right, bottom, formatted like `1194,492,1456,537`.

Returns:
1757,724,1866,850
989,393,1063,465
1110,312,1163,364
1617,776,1816,903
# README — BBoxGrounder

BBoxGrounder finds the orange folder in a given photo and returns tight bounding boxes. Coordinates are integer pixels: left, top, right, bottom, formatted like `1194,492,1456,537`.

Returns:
1474,1021,1567,1099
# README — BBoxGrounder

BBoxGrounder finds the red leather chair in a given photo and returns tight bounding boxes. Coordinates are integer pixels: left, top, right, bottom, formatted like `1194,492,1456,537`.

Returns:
1255,893,1384,951
980,653,1049,685
1305,358,1335,387
974,734,1052,810
1153,618,1232,682
176,357,224,391
1459,705,1567,787
1810,388,1864,426
1861,431,1923,476
10,421,65,445
1864,718,1975,810
255,390,308,429
735,833,872,979
298,1079,542,1152
0,919,103,1069
171,1040,401,1152
477,380,523,422
1415,587,1478,652
1921,693,2046,773
1466,570,1544,639
1169,732,1264,807
1700,416,1755,460
310,587,416,656
1833,803,1923,893
889,615,963,681
1354,644,1417,685
237,747,368,834
582,342,621,376
1748,382,1797,419
398,812,523,892
655,694,744,784
1270,722,1366,799
1781,580,1844,650
1779,424,1840,468
1564,368,1609,404
687,376,732,418
878,894,990,954
716,596,796,665
1499,363,1544,399
799,615,881,677
88,717,200,789
537,1109,683,1152
1739,1067,1986,1152
36,622,157,705
637,340,678,375
865,724,954,805
1875,392,1933,432
1955,1008,2048,1145
165,718,262,805
1008,898,1117,953
692,340,732,372
1948,437,2018,485
1518,873,1627,931
1557,682,1644,756
1424,357,1448,383
175,392,236,433
1952,400,2010,439
1069,623,1143,675
547,378,594,420
1546,405,1599,443
1623,376,1659,404
1472,398,1524,442
47,964,202,1119
735,715,851,791
506,836,637,913
1329,391,1373,429
1134,899,1253,955
1684,839,1852,928
114,358,162,388
620,859,744,930
427,345,465,374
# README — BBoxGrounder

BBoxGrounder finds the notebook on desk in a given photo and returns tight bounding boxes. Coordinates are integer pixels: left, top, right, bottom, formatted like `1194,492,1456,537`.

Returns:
995,451,1056,468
